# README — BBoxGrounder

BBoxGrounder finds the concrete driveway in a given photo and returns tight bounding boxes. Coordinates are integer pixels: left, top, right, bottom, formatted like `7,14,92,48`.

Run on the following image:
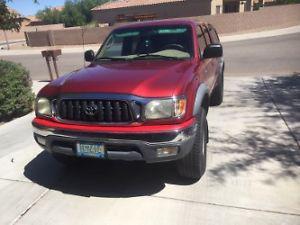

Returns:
0,75,299,225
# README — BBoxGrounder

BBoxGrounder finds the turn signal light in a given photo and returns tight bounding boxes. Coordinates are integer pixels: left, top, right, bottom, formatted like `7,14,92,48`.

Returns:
157,146,179,157
174,98,186,118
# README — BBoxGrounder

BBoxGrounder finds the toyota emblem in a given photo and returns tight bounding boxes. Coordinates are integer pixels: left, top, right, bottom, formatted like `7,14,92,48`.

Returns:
84,104,98,116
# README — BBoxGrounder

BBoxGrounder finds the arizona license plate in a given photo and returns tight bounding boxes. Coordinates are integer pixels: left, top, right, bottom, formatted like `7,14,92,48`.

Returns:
76,143,105,158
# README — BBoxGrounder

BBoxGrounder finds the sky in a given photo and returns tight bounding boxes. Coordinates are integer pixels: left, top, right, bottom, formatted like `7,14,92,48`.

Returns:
7,0,65,16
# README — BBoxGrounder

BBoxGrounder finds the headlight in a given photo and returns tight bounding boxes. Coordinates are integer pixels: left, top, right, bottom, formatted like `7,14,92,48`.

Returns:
145,97,186,119
36,98,52,117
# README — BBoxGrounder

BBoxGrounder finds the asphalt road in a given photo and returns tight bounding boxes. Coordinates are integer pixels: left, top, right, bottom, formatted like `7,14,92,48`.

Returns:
223,32,300,76
1,32,300,80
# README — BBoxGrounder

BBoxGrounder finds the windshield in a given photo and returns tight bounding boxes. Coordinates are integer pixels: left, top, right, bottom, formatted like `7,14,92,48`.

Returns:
96,25,194,61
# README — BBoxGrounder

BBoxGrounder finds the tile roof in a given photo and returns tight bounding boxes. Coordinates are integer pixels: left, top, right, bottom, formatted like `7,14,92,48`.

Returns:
25,16,40,22
92,0,185,10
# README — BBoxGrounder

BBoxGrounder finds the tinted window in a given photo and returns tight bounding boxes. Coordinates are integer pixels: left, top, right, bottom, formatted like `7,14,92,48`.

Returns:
97,25,194,60
208,26,220,44
202,25,211,45
196,25,207,55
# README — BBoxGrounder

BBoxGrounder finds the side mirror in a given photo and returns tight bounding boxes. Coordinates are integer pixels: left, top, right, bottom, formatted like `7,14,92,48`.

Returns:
203,44,223,59
84,50,95,62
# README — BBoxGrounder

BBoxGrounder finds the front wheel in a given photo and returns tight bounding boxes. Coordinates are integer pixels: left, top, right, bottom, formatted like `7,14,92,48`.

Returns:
176,108,207,179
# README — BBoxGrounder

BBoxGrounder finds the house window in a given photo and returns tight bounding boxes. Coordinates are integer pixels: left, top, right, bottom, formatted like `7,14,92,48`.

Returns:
224,1,239,13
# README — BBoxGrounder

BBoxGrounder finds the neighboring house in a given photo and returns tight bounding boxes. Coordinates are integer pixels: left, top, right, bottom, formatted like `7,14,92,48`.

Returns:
92,0,276,24
23,16,46,27
92,0,211,25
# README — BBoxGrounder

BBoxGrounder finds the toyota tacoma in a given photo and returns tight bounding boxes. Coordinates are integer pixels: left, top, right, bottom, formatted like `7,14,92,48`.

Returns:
32,19,224,179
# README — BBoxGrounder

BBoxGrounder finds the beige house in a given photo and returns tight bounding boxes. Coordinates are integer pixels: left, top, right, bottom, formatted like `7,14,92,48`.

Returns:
211,0,252,14
92,0,210,24
211,0,275,15
92,0,275,24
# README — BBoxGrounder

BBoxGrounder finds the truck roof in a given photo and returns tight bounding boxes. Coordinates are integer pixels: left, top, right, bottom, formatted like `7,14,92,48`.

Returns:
115,18,199,29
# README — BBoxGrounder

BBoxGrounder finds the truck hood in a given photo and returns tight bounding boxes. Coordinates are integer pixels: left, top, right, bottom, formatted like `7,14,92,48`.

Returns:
45,60,193,98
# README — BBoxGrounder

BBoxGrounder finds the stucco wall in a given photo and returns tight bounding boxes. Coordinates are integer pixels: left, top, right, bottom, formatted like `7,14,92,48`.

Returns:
25,26,116,47
25,4,300,47
25,31,50,47
190,3,300,34
0,24,64,43
92,0,212,24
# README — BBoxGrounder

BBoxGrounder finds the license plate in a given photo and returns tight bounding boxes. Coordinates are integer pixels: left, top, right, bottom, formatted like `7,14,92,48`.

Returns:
76,143,105,158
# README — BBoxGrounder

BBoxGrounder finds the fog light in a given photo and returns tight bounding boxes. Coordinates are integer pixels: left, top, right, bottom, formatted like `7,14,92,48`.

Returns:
157,146,178,157
36,135,46,146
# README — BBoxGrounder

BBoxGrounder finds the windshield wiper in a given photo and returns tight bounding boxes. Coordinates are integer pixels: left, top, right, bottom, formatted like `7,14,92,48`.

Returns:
96,55,184,61
95,57,129,61
133,54,181,60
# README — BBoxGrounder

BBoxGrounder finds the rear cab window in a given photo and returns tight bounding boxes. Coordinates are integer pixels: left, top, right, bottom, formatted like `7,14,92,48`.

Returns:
196,25,207,57
201,25,211,46
208,25,220,44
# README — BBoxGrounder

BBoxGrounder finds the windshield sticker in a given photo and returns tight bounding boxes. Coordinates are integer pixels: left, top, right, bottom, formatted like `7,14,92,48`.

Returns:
115,31,140,37
158,28,187,34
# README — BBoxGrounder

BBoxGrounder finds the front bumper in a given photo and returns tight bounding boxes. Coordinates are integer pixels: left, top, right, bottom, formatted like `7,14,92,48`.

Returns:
32,118,197,163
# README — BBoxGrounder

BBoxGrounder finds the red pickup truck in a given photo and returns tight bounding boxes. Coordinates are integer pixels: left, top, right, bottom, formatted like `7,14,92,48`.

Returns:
32,19,224,179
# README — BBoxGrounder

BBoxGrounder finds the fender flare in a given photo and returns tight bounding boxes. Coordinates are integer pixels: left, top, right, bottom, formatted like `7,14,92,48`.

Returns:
193,83,209,116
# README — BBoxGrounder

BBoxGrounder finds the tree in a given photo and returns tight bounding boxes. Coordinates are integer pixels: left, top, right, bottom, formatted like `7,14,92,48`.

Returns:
36,0,112,27
61,0,86,27
0,0,25,49
36,7,62,25
0,0,23,31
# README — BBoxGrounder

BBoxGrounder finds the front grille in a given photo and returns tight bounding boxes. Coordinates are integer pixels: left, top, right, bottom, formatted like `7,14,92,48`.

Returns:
56,99,134,123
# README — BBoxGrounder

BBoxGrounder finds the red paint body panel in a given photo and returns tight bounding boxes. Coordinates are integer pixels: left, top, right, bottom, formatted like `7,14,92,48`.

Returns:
33,117,195,134
42,60,195,97
31,19,225,168
35,19,222,130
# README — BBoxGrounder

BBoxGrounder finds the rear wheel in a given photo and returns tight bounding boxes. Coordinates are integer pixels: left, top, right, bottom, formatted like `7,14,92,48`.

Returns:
176,108,207,179
210,67,224,106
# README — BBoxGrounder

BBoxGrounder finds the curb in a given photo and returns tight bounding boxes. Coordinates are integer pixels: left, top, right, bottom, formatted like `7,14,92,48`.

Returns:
220,25,300,43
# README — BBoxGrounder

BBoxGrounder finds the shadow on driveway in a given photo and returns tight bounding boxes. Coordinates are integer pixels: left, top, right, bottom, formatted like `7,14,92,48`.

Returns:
24,151,196,198
208,74,300,184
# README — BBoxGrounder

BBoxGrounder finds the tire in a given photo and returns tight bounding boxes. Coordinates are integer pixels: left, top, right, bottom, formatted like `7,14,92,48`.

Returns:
176,108,207,179
52,153,79,166
210,67,224,106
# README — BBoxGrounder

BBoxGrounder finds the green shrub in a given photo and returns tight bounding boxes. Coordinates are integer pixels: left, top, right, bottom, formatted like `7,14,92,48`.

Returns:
0,60,35,122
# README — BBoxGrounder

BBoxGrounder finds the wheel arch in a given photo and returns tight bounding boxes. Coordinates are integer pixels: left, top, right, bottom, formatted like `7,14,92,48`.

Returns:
193,83,209,116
